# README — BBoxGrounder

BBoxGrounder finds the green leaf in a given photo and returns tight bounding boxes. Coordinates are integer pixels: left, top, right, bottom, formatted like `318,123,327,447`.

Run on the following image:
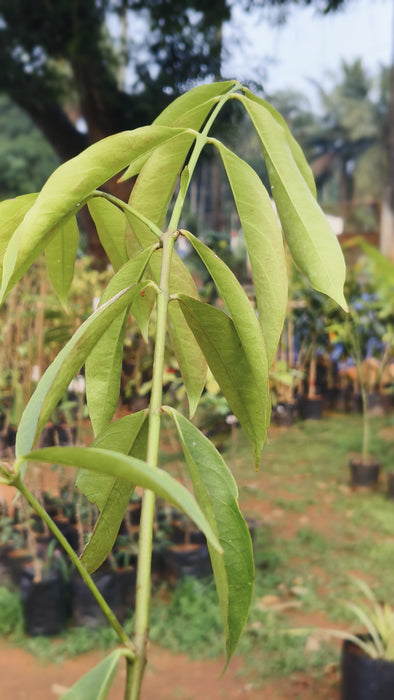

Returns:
127,132,196,246
241,89,317,197
77,411,148,573
85,247,156,436
175,295,269,466
0,194,38,275
87,198,129,271
22,445,223,554
60,649,122,700
167,302,207,417
131,284,156,343
85,309,128,438
124,90,239,414
213,143,288,367
165,408,254,661
355,237,394,287
16,284,148,459
0,125,186,302
182,230,269,387
122,130,196,199
153,80,238,127
45,216,79,307
239,94,347,310
126,145,208,415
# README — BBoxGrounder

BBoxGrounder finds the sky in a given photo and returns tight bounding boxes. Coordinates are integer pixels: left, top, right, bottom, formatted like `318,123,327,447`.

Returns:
223,0,392,105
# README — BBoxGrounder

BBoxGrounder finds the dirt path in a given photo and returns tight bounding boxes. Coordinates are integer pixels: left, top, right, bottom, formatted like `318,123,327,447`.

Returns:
0,421,352,699
0,641,340,699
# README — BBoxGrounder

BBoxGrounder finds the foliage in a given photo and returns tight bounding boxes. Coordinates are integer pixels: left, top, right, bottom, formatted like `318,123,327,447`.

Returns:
296,577,394,661
0,81,345,699
306,59,389,229
0,257,111,433
4,414,394,690
0,95,58,200
328,246,394,461
0,0,348,159
0,587,23,637
150,578,224,658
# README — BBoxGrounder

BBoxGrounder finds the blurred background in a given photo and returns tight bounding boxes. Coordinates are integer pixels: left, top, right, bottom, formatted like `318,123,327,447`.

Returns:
0,3,393,699
1,0,393,258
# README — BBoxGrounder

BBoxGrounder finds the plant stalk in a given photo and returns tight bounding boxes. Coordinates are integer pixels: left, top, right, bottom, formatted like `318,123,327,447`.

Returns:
15,477,134,652
349,313,370,463
167,81,242,232
129,230,176,700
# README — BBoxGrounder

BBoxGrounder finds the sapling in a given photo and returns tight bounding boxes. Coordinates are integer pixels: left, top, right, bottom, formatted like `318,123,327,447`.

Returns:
0,81,346,699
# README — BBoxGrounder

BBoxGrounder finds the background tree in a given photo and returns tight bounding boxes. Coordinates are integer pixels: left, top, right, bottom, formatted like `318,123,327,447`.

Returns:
296,60,389,234
0,95,58,200
0,0,347,257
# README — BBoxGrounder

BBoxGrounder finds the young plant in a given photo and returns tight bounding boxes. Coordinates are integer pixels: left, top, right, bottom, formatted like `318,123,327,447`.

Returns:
329,245,394,464
294,577,394,661
0,81,346,699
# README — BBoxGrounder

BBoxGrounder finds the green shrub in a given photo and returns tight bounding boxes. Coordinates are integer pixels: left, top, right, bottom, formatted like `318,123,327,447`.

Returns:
150,579,223,658
0,586,23,636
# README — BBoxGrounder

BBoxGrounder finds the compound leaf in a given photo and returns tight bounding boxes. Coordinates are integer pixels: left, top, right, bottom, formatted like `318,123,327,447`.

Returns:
214,142,287,366
239,94,347,310
166,408,254,662
175,295,269,466
23,445,223,554
45,216,79,307
85,247,156,435
16,284,147,459
87,197,129,272
77,411,148,573
0,126,185,302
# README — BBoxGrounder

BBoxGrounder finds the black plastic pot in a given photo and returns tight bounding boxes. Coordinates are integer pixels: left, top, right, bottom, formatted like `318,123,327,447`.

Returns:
128,500,142,526
366,392,389,416
39,424,56,448
0,542,14,588
20,567,68,636
166,543,212,582
70,569,117,628
341,638,394,700
53,518,79,551
387,472,394,500
113,567,136,622
349,458,381,488
299,396,323,420
272,402,297,427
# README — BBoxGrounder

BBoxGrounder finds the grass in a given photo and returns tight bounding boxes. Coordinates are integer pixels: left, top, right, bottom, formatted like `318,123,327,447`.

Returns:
0,412,393,690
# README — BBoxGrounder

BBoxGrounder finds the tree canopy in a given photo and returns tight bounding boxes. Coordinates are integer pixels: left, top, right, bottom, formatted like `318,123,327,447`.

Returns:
0,0,347,162
0,95,58,200
0,0,349,259
265,59,390,234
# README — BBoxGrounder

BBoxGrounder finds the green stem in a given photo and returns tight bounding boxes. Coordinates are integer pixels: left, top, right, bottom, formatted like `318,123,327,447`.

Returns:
92,190,163,239
349,314,369,463
167,81,242,232
15,477,135,653
129,230,176,700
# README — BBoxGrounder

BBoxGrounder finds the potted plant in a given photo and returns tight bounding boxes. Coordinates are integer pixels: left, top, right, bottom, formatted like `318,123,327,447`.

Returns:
0,80,346,699
293,577,394,700
329,257,392,487
335,578,394,700
20,538,69,637
270,359,303,426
